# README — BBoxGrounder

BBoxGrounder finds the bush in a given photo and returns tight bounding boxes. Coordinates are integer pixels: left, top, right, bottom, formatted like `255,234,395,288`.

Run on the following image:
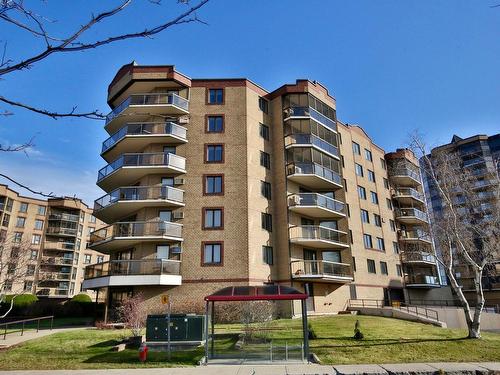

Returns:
308,322,317,340
70,293,92,303
4,294,38,308
353,319,364,340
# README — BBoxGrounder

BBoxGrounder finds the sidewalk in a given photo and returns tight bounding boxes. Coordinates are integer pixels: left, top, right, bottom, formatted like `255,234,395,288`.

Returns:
0,327,85,349
0,362,499,375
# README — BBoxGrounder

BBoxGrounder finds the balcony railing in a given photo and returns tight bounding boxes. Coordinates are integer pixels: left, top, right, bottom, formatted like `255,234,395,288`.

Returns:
289,225,349,245
98,153,186,182
45,227,78,236
284,106,337,131
48,213,80,222
43,241,76,251
291,260,352,279
399,229,431,242
95,186,184,211
84,259,181,279
41,257,74,265
288,193,345,215
102,122,187,153
400,251,436,263
391,168,421,183
393,188,424,201
36,288,69,297
40,272,71,281
395,208,428,222
106,93,189,124
286,162,342,186
90,220,183,245
404,275,440,286
284,133,339,158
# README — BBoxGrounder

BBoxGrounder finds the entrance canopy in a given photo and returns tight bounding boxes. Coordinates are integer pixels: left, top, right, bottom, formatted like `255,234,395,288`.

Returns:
205,285,308,302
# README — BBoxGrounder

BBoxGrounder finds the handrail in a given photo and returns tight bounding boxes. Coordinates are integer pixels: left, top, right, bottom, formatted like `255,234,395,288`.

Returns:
347,299,439,321
288,193,345,214
1,315,54,340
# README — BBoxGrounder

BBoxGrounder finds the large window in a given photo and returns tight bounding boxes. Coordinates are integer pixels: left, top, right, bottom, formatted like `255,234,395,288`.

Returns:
358,186,367,200
363,233,373,248
260,151,271,169
261,213,272,232
262,246,273,265
287,147,340,173
205,144,224,163
208,88,224,104
203,208,223,229
284,118,338,148
361,209,370,223
367,259,376,274
207,115,224,133
204,175,224,195
203,242,223,265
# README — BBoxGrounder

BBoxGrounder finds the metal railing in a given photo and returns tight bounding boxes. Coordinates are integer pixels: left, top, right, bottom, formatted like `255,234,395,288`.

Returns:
290,260,352,278
90,220,183,245
48,213,80,222
347,299,439,321
1,316,54,340
392,187,424,201
41,256,74,265
106,93,189,124
400,251,436,263
286,162,342,186
43,241,76,251
84,259,181,279
94,186,184,211
395,208,428,222
98,152,186,181
45,227,78,236
284,106,337,131
284,133,339,158
391,167,421,183
102,122,187,153
404,274,440,286
40,272,71,281
288,193,345,215
36,288,69,297
289,225,349,245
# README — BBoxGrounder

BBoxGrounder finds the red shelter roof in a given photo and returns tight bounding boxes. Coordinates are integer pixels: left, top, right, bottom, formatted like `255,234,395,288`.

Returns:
204,285,308,302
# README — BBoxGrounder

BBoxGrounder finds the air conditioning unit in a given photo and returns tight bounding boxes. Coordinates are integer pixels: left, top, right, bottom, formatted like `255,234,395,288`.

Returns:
178,116,189,124
174,178,185,185
173,211,184,219
170,246,182,254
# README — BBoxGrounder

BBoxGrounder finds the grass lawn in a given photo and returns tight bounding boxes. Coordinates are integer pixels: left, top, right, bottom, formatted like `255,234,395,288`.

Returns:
0,315,499,370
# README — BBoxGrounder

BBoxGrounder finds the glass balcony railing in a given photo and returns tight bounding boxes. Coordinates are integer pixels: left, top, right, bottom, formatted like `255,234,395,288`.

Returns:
404,274,440,286
102,122,187,153
46,227,78,236
395,208,428,222
399,229,431,242
400,251,436,263
48,213,80,222
84,259,181,279
283,106,337,131
284,133,339,158
94,186,184,211
391,168,421,182
41,256,74,265
289,225,349,245
393,188,424,201
291,260,352,279
106,93,189,124
90,220,183,245
286,162,342,186
288,193,345,215
98,153,186,182
43,241,76,251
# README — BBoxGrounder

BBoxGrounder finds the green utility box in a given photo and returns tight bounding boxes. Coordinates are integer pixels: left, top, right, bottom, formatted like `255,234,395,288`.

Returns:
146,314,205,342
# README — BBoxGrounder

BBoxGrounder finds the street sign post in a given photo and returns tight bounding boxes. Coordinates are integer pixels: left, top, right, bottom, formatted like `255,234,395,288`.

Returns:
161,295,171,360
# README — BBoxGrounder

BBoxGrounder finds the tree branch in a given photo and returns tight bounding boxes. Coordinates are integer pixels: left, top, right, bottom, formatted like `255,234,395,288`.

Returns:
0,173,56,198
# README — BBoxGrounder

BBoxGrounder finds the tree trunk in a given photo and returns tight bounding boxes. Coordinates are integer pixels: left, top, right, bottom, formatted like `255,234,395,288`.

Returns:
468,271,485,339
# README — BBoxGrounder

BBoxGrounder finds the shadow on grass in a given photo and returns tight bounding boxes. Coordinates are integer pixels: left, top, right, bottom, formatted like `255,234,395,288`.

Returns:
88,339,123,348
83,349,202,365
311,336,468,349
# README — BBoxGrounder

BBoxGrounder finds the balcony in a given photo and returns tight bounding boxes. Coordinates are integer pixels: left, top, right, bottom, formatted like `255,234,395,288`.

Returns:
97,153,186,191
286,162,343,190
288,193,345,218
40,271,72,281
48,213,80,222
45,226,78,237
89,220,183,252
289,225,349,249
395,208,428,225
82,259,182,289
105,93,189,133
389,168,421,187
398,229,432,244
400,251,436,265
101,122,188,162
284,134,339,159
290,260,353,283
43,241,76,251
36,287,70,298
283,106,337,132
404,274,440,288
392,188,425,205
41,256,74,266
94,186,184,223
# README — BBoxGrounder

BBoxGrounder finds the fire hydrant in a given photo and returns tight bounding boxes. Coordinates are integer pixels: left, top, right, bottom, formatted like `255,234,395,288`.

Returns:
139,344,148,362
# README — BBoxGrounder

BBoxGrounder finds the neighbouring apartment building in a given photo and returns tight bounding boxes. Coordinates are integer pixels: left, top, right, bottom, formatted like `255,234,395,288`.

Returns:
0,184,107,299
82,63,451,318
423,134,500,307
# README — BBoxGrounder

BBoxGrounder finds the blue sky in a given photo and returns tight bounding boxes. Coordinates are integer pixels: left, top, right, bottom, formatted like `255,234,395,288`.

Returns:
1,0,499,205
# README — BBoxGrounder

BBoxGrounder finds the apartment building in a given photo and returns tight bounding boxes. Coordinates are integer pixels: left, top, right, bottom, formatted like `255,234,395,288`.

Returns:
0,184,106,299
83,63,449,317
423,134,500,306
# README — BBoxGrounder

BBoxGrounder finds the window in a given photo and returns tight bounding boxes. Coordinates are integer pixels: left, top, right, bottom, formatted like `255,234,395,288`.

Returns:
261,181,272,200
97,256,104,263
203,242,223,265
262,246,273,265
261,213,272,232
383,178,389,189
380,261,388,275
89,215,97,223
205,144,224,163
34,219,43,230
365,149,373,161
2,214,10,227
346,204,350,217
15,217,26,228
376,237,385,251
374,214,382,227
389,220,396,231
203,208,223,229
259,123,270,140
258,97,269,113
24,281,33,291
4,280,12,291
260,151,271,169
360,209,370,223
341,155,345,168
367,259,376,274
349,229,353,244
156,245,170,259
352,142,361,155
338,133,342,144
393,241,399,254
386,198,393,210
37,205,46,215
19,202,28,213
363,234,373,248
207,115,224,133
343,179,348,191
26,264,35,276
31,234,41,245
208,88,224,104
352,256,356,271
84,254,92,264
371,191,379,204
13,232,22,243
30,250,38,260
368,170,376,182
380,158,387,170
355,163,364,177
357,186,366,200
204,175,224,195
396,264,403,277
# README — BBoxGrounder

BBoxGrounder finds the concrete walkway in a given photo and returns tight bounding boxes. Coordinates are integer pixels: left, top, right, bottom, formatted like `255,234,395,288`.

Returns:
0,327,85,349
0,363,499,374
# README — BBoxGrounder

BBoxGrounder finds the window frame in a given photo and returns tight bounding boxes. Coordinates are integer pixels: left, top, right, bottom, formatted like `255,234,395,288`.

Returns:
259,123,270,140
365,148,373,161
261,212,272,232
204,143,225,164
207,88,224,105
352,142,361,155
262,245,273,265
355,163,364,177
205,114,225,133
202,207,224,230
367,259,376,274
380,261,388,275
357,185,367,200
201,241,224,266
363,233,373,249
260,151,271,169
203,174,224,196
261,181,272,200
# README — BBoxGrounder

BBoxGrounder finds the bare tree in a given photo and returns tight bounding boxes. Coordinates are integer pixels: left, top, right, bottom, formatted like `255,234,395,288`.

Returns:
117,293,147,337
411,133,500,338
